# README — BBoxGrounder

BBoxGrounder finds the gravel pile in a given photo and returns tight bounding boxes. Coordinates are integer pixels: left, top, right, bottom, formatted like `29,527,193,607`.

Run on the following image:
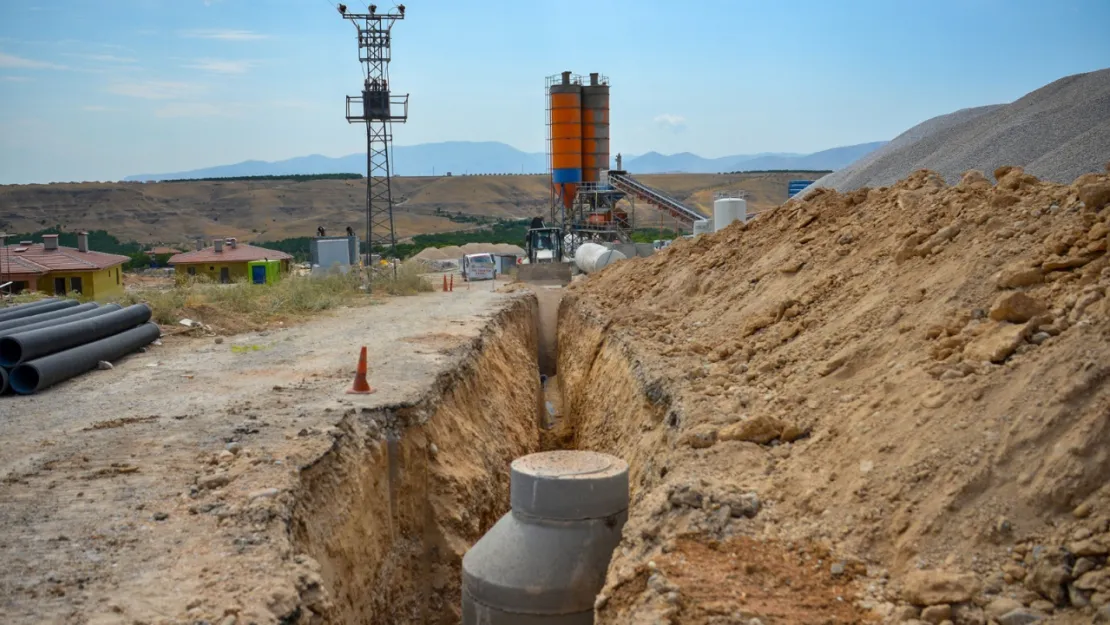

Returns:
806,68,1110,193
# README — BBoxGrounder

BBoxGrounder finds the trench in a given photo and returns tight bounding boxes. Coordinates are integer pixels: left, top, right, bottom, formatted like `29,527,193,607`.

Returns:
288,287,657,624
286,287,569,623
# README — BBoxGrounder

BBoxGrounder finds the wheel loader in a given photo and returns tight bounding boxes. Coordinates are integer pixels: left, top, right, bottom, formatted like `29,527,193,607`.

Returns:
516,219,572,285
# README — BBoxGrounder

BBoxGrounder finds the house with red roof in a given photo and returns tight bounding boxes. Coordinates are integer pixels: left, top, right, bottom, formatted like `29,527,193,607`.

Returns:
0,233,129,300
168,238,292,284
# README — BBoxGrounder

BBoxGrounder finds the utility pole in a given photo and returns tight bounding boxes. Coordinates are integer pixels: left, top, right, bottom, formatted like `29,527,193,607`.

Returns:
337,3,409,282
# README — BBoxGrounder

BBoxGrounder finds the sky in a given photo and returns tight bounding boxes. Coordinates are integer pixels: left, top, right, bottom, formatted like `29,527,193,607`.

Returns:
0,0,1108,184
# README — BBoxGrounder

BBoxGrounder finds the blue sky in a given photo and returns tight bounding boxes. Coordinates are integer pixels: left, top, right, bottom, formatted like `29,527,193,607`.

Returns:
0,0,1107,184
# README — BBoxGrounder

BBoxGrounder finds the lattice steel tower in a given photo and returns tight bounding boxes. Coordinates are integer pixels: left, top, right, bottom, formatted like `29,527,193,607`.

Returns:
338,3,409,262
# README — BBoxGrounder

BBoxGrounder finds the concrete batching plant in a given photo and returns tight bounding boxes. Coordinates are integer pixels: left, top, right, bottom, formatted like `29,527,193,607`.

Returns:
546,72,632,252
545,71,708,256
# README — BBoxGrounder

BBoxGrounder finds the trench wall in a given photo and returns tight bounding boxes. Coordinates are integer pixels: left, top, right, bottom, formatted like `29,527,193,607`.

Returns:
556,294,675,506
291,295,541,625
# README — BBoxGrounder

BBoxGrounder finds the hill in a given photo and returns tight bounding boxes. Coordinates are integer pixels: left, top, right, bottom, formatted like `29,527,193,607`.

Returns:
124,142,550,181
121,142,887,182
0,172,812,246
808,68,1110,192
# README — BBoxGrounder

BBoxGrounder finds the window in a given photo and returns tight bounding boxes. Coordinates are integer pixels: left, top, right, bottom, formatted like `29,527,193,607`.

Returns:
116,268,120,285
187,266,196,276
70,276,83,294
54,277,66,294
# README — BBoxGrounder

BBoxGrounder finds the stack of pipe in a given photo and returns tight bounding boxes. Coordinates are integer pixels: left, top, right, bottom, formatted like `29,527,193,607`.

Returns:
0,301,160,395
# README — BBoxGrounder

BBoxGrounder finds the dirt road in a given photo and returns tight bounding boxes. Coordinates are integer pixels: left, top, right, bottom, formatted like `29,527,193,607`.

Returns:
0,289,517,625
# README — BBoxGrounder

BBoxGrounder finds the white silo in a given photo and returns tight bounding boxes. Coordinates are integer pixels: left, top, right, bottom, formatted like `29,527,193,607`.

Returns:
713,196,747,232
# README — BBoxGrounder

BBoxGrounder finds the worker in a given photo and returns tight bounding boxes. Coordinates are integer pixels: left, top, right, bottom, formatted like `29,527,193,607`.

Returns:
317,226,326,237
346,226,355,237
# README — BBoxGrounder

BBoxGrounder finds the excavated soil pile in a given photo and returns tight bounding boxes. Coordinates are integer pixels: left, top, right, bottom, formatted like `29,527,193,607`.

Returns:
807,68,1110,192
562,165,1110,623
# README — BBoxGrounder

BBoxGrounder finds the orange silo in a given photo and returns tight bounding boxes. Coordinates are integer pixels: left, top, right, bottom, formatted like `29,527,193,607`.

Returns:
549,71,582,209
581,73,610,184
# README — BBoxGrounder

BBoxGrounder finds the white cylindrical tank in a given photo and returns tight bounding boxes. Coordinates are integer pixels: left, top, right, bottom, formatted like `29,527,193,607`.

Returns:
574,242,627,274
713,198,747,232
693,219,712,236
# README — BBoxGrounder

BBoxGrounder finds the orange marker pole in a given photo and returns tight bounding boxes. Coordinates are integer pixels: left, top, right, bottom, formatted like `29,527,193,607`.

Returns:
442,275,448,292
449,274,454,292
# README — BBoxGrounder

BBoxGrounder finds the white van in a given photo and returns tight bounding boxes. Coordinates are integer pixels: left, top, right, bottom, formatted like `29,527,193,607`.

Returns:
461,253,496,281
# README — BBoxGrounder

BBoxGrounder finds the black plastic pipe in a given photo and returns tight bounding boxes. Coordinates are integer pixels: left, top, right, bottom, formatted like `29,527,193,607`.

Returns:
0,303,152,367
0,299,76,323
0,366,8,395
9,322,161,395
0,298,56,316
0,304,121,339
0,302,101,335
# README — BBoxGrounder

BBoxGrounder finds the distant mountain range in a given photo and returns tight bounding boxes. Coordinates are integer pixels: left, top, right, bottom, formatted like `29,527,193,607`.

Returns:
124,140,888,181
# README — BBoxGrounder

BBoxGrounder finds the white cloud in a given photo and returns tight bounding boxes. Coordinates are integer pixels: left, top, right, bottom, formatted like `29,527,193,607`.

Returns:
0,51,67,70
107,81,208,100
180,29,268,41
82,105,118,112
654,113,687,133
183,58,256,74
83,53,138,63
2,75,32,82
155,102,232,118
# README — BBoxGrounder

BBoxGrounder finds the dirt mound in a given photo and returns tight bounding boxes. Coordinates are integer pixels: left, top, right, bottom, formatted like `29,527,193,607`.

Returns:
808,68,1110,193
567,166,1110,622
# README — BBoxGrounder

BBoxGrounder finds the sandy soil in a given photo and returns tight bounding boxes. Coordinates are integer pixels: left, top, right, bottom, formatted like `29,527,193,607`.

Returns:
0,289,519,625
563,167,1110,623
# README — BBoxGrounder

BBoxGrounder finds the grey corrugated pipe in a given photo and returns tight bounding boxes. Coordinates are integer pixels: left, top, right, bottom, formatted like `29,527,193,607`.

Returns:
0,298,57,316
0,304,121,339
0,299,77,323
0,302,101,335
9,322,161,394
0,304,152,367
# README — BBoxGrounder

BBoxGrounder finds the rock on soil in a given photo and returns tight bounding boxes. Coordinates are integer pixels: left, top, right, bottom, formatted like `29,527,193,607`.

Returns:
901,570,980,605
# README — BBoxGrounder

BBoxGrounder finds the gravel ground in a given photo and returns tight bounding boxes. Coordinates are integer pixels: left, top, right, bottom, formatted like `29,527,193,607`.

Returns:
0,288,515,625
806,68,1110,192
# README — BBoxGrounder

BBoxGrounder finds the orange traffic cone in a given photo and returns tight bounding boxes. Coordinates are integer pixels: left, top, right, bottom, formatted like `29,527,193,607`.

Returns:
449,274,454,292
442,275,448,292
346,346,375,394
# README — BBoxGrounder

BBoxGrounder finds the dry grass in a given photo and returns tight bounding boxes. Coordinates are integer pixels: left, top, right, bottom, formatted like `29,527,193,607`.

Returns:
117,266,431,333
371,260,436,296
